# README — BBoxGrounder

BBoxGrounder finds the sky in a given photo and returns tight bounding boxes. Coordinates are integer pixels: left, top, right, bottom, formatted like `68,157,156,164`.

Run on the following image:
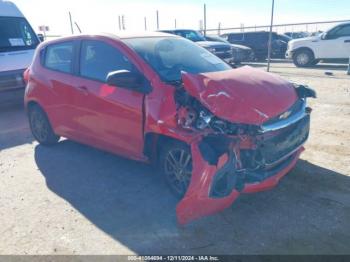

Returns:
12,0,350,36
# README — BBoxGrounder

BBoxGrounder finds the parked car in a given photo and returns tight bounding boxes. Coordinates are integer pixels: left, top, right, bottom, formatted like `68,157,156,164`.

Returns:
159,29,235,65
205,35,254,64
24,32,315,224
284,32,310,39
286,22,350,67
221,31,291,61
0,0,40,104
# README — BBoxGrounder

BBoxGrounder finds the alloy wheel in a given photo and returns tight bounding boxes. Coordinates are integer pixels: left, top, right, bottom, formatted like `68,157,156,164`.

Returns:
164,148,192,197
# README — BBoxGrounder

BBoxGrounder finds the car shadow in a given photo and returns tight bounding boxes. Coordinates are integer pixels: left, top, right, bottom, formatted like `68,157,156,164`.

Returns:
34,140,350,254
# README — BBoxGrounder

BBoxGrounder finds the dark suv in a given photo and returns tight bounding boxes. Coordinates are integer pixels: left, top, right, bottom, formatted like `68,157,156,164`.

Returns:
159,29,235,64
221,31,291,60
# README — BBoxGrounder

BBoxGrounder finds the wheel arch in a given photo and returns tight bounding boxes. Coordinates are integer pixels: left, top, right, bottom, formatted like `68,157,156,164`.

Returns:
143,132,191,165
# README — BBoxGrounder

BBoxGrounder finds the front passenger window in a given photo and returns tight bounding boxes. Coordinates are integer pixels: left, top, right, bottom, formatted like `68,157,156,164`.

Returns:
80,40,133,82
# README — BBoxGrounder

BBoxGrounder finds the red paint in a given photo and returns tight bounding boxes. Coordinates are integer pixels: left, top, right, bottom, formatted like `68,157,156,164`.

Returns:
24,34,311,225
176,141,240,225
182,66,298,125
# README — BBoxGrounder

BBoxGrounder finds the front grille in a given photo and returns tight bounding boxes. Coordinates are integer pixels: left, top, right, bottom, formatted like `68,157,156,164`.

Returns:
263,99,305,126
257,115,310,165
0,69,26,91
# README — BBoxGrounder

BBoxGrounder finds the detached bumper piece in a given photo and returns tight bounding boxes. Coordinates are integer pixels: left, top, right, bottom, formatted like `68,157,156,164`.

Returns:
176,139,240,225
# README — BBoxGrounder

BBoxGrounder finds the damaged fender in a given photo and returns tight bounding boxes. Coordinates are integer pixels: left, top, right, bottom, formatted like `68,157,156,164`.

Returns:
176,139,240,225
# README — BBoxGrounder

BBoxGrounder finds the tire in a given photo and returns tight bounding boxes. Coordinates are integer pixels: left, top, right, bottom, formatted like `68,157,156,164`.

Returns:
159,141,192,199
28,105,60,145
293,49,314,67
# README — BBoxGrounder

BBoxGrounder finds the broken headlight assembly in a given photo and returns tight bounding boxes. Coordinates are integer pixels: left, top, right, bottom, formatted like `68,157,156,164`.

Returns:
175,88,254,135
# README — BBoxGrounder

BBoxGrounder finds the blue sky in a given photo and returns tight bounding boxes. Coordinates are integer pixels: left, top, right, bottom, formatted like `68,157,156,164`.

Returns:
14,0,350,35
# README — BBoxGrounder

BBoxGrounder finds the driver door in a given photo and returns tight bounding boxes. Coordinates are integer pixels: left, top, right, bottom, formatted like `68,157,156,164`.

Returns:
72,39,145,159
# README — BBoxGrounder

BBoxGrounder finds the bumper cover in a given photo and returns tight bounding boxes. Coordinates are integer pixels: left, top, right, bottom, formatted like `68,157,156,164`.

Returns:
176,140,304,225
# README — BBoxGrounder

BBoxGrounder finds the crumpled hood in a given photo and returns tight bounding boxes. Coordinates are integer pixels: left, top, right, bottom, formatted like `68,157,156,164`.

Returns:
181,66,298,125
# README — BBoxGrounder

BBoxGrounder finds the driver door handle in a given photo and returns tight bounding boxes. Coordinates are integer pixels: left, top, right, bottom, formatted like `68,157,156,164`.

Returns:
344,40,350,43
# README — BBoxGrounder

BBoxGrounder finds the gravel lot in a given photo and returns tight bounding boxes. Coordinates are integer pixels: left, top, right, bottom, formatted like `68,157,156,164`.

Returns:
0,62,349,255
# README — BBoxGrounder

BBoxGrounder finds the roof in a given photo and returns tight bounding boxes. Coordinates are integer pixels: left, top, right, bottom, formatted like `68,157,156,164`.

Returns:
38,32,180,47
0,1,24,17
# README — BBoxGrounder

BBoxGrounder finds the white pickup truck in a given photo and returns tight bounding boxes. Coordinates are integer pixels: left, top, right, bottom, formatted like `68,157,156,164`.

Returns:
286,22,350,67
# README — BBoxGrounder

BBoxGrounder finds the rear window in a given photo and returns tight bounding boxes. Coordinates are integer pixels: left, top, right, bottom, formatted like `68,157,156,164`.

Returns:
0,17,39,52
44,42,74,73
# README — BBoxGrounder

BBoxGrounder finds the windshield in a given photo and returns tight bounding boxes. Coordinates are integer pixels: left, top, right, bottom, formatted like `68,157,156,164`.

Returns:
0,17,39,52
124,37,231,83
174,30,206,42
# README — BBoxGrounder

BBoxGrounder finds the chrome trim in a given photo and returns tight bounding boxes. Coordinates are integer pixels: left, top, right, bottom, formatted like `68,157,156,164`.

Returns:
260,100,307,133
263,144,303,168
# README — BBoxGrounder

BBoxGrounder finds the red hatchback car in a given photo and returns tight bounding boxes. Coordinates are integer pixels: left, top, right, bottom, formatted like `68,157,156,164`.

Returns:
24,33,315,224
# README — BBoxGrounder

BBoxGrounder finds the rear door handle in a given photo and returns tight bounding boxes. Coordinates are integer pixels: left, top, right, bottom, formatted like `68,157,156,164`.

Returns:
76,85,89,95
345,40,350,43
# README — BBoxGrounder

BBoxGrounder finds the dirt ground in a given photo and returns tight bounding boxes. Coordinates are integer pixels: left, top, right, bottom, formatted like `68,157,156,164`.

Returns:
0,61,349,255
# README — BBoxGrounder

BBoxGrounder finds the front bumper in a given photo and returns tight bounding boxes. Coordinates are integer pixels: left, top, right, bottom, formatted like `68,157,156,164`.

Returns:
285,49,294,59
176,142,304,225
243,147,303,193
0,69,26,92
176,102,311,225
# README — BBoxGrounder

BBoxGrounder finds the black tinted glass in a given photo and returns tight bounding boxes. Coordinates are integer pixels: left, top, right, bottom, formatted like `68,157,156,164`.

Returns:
80,40,133,82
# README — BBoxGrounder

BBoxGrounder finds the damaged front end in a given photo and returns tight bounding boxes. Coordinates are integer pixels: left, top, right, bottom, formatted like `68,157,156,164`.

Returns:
171,67,316,225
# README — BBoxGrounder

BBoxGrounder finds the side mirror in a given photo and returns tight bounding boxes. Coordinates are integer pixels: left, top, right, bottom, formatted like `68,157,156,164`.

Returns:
106,70,152,94
37,34,45,42
321,33,328,40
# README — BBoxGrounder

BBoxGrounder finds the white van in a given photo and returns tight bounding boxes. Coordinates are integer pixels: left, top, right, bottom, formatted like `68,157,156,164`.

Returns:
286,22,350,67
0,0,40,103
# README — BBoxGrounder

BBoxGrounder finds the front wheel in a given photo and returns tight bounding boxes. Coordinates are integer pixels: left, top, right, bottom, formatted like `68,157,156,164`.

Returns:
293,49,314,67
28,105,60,145
159,141,192,199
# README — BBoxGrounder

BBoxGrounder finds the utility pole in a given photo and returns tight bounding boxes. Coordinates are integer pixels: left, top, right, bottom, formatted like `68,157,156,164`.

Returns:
218,22,221,35
156,10,159,30
69,12,74,34
175,19,177,29
203,4,207,36
118,15,121,31
267,0,275,72
122,15,125,30
144,17,147,31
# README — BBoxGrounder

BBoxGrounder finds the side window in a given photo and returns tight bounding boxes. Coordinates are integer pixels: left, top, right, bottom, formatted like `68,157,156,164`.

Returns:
328,25,350,39
335,25,350,37
229,34,243,41
44,42,74,73
80,40,133,82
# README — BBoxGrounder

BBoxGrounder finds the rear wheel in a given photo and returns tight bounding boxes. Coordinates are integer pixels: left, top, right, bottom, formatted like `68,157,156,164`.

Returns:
28,105,60,145
293,49,314,67
159,141,192,198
